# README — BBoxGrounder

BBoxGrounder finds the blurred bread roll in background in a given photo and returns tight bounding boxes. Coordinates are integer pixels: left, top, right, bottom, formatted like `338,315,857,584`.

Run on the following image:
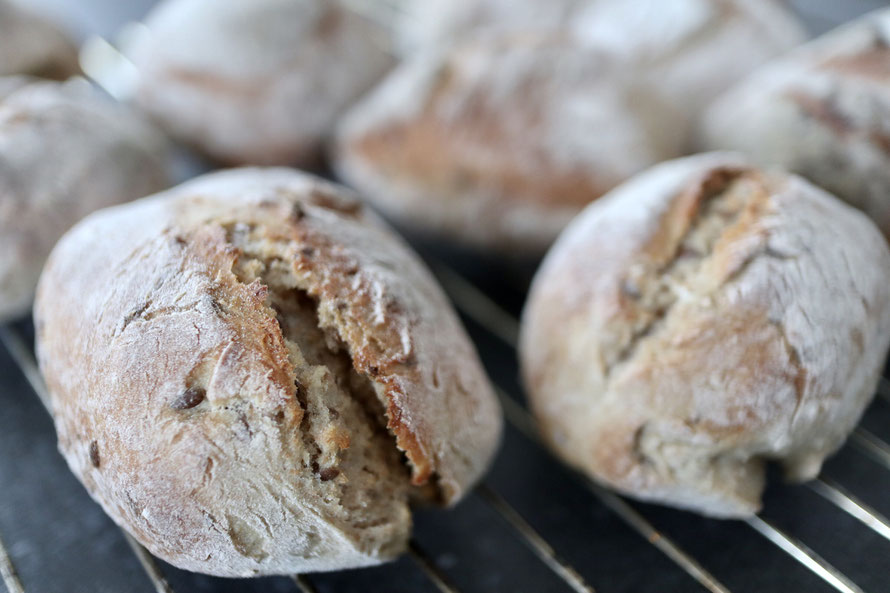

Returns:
699,8,890,239
0,78,169,321
520,153,890,517
127,0,394,167
0,0,79,80
334,33,687,255
398,0,806,133
34,168,502,575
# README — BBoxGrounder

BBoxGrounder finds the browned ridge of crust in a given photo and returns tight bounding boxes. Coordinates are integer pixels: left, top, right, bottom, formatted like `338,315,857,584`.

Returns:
220,214,421,497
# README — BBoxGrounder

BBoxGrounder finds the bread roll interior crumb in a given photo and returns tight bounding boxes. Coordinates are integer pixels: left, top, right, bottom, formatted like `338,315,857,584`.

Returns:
224,221,420,547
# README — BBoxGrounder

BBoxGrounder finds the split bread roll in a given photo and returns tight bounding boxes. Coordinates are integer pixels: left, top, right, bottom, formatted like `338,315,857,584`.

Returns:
34,168,502,576
127,0,394,166
699,9,890,240
0,78,169,322
334,33,687,255
0,0,79,80
520,153,890,518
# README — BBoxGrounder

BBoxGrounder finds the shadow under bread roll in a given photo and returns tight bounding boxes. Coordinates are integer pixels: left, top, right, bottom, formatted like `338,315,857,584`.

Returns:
520,152,890,518
0,78,169,322
34,168,502,576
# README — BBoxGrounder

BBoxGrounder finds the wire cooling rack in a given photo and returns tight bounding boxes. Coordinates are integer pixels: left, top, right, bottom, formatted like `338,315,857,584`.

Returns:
2,1,890,592
3,249,890,593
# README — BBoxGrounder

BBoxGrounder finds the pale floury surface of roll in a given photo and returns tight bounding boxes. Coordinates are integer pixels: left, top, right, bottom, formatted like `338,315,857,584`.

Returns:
0,78,169,322
127,0,394,166
699,9,890,240
397,0,806,122
0,75,34,100
334,32,687,255
34,168,502,576
0,0,79,80
520,153,890,518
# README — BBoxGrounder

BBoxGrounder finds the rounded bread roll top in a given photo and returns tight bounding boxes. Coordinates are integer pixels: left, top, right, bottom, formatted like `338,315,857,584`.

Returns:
397,0,806,123
0,78,169,321
520,152,890,517
699,8,890,239
128,0,394,166
35,168,502,576
334,32,687,255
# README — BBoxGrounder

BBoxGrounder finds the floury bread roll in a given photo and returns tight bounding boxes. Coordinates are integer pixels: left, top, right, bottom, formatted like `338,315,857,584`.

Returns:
520,153,890,517
334,33,687,254
35,169,502,575
127,0,394,166
699,9,890,240
0,0,79,80
397,0,806,119
0,78,169,322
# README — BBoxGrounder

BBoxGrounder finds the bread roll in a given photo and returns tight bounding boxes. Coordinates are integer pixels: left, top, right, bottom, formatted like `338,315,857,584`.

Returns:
0,0,79,80
398,0,805,122
0,78,168,322
699,9,890,239
127,0,394,166
34,168,502,576
334,33,686,254
520,153,890,517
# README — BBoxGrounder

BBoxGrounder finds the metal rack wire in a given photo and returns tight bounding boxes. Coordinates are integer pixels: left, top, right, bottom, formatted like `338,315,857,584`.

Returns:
3,255,890,593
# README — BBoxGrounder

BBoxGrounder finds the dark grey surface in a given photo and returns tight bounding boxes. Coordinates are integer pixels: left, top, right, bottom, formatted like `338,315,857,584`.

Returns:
3,1,890,592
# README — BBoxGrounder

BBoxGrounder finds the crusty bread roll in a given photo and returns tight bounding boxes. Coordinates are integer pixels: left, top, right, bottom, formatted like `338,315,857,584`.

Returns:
520,152,890,518
699,9,890,240
0,78,169,322
334,33,687,254
397,0,806,122
0,0,79,80
127,0,394,166
34,168,502,576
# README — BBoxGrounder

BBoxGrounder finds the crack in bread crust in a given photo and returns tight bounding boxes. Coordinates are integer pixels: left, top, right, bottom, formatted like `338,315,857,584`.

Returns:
223,220,417,517
607,168,765,382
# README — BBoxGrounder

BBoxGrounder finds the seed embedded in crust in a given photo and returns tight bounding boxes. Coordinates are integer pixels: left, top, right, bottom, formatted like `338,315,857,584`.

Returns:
89,441,100,468
171,387,206,410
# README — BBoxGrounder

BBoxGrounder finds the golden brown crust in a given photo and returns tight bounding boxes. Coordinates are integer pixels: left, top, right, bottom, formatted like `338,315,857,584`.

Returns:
35,168,501,574
520,153,890,517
